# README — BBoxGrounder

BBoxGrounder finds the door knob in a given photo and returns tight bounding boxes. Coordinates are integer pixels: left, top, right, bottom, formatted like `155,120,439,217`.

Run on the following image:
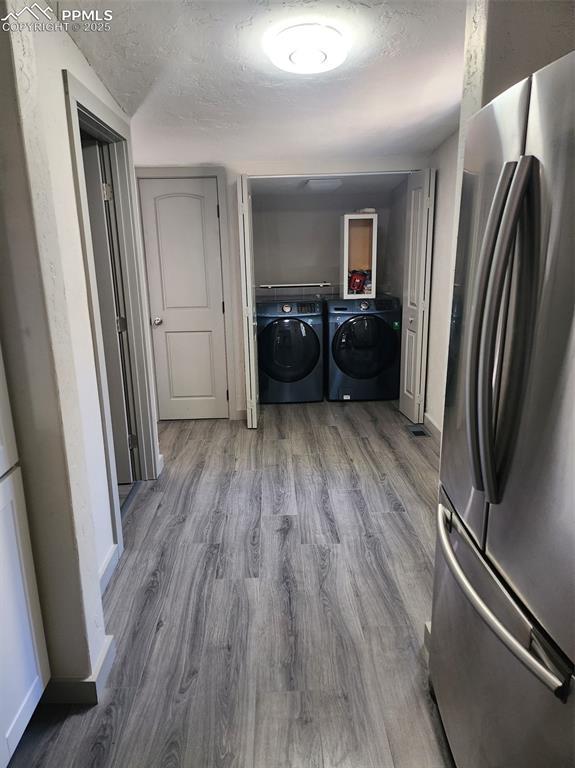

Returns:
153,317,163,326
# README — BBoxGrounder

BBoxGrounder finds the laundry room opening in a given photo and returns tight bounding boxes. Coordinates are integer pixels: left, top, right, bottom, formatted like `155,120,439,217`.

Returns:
237,170,436,429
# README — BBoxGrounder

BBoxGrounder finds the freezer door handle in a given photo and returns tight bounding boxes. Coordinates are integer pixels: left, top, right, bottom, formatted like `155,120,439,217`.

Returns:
477,155,535,503
438,504,572,701
465,162,516,492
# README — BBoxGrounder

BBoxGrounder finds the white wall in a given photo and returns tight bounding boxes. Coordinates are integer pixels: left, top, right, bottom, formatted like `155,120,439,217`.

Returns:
425,131,459,435
252,191,393,296
379,180,408,300
481,0,575,105
35,32,116,580
0,8,131,690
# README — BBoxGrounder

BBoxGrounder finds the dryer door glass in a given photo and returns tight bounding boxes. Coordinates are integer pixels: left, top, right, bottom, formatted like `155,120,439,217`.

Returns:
333,316,398,379
259,319,320,383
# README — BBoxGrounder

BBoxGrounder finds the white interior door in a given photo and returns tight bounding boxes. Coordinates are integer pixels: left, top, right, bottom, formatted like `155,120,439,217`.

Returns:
140,177,228,420
237,175,259,429
82,143,133,483
400,169,436,423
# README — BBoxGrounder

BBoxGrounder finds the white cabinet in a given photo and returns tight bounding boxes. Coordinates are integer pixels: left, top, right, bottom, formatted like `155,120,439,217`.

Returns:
340,213,378,299
0,469,49,765
0,346,49,767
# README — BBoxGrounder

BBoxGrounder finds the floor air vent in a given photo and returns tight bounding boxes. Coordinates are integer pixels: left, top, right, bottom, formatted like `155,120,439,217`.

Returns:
407,424,429,437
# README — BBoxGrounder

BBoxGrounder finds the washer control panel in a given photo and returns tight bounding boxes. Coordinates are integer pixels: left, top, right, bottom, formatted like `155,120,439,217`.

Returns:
282,304,293,313
359,300,370,311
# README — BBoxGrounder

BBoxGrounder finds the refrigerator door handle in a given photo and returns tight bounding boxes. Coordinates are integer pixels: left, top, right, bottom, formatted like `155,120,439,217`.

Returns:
465,162,517,492
438,504,572,701
477,156,534,503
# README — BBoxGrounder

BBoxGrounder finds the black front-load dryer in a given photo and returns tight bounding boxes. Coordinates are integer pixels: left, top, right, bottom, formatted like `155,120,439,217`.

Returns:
257,300,324,404
326,297,401,401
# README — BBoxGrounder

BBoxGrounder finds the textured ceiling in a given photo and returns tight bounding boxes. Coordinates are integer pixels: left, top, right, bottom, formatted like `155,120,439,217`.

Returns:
68,1,466,166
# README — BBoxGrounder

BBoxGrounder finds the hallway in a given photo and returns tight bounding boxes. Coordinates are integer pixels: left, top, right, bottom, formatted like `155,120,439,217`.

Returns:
11,402,452,768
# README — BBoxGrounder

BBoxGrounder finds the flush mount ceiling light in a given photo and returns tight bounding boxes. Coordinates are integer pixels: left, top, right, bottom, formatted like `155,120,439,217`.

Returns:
263,20,350,74
305,178,343,192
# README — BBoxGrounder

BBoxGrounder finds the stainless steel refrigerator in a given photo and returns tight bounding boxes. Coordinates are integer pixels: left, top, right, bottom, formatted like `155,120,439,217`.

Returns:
430,51,575,768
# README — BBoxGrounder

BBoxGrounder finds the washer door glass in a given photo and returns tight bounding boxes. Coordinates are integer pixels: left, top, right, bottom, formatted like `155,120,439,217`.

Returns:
333,315,398,379
259,318,320,383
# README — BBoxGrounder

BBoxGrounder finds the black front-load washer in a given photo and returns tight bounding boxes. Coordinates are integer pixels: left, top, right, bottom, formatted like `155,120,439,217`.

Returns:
326,296,401,401
257,300,324,404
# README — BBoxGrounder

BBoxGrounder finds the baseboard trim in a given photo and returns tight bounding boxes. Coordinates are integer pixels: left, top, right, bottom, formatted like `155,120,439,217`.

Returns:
99,542,120,594
423,413,441,447
42,634,116,705
119,480,142,518
156,452,165,477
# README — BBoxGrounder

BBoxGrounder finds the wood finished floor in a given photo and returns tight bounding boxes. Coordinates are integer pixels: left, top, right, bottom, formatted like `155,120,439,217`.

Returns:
10,402,454,768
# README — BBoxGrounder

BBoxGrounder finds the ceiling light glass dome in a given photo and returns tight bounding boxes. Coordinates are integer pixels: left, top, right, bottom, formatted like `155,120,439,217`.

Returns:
263,20,350,74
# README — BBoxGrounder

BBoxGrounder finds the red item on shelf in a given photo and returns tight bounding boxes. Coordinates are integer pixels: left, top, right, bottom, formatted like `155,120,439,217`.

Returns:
349,270,368,293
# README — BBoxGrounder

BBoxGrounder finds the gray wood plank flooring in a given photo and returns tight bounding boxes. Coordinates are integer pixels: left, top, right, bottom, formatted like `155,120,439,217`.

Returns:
10,401,453,768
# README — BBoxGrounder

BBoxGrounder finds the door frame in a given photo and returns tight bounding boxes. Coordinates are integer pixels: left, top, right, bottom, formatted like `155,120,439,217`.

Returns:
81,141,137,485
239,169,435,427
238,174,258,428
135,166,238,421
64,73,162,588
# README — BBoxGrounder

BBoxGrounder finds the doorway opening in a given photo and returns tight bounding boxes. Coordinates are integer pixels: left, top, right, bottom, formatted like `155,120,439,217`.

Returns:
64,72,161,590
238,170,436,430
81,133,139,500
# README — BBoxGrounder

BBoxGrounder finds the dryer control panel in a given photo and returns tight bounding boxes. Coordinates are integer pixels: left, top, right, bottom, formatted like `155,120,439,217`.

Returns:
257,301,323,318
